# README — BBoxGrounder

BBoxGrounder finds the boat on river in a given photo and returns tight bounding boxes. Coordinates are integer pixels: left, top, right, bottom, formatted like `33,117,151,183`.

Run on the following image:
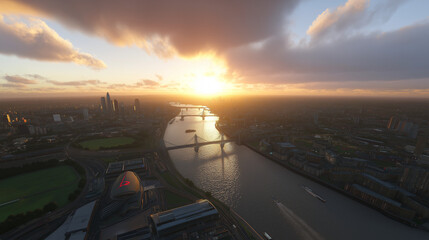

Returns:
302,186,326,203
185,129,196,133
264,232,272,240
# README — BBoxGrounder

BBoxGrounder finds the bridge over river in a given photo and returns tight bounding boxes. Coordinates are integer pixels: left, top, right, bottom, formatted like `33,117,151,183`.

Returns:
165,134,234,152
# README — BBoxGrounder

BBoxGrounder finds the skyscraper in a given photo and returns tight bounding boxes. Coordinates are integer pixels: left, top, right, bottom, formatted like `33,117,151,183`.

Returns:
134,98,140,113
100,97,107,113
106,92,112,112
113,99,119,113
82,108,89,121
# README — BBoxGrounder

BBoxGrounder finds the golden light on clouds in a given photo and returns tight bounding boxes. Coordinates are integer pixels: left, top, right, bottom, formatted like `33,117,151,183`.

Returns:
0,0,41,15
184,53,233,95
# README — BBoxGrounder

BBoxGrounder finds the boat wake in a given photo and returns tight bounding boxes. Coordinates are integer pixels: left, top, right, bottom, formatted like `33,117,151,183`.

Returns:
274,200,324,240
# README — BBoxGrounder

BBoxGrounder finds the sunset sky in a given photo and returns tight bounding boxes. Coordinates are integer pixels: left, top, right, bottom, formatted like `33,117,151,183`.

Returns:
0,0,428,98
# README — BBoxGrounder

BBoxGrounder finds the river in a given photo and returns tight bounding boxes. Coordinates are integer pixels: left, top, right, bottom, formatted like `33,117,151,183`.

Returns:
164,108,428,240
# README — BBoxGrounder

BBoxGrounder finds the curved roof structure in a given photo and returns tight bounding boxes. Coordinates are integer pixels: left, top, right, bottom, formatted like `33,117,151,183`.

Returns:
110,171,142,200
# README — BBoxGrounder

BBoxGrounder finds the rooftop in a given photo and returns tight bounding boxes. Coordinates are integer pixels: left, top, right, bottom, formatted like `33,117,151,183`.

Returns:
352,184,401,207
110,171,143,200
150,199,218,232
362,173,396,189
67,200,97,233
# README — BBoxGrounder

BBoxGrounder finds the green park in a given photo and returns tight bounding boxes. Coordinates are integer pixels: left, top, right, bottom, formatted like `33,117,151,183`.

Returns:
0,165,79,222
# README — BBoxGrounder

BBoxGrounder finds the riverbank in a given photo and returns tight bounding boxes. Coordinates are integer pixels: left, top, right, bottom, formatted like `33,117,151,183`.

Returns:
162,115,264,240
215,122,427,230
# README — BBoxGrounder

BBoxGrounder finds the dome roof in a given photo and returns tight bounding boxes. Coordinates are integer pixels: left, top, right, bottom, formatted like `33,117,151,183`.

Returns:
110,171,142,200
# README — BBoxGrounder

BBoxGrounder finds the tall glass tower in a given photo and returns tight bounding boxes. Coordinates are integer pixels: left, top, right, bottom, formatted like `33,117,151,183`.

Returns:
106,92,112,112
100,97,107,113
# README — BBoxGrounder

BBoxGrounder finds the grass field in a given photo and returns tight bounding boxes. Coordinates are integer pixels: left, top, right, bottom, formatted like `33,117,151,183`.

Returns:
78,137,136,150
164,190,192,209
0,166,79,222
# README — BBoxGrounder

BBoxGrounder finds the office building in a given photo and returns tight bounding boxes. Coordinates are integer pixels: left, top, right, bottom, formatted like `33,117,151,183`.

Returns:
113,99,119,113
106,92,112,112
83,108,89,121
101,97,107,113
46,201,97,240
134,98,141,112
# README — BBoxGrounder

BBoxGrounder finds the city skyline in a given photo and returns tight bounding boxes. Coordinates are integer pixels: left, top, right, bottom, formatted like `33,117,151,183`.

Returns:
1,0,429,98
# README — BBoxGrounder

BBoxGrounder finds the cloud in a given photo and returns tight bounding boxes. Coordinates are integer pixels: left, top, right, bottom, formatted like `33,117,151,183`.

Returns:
1,83,27,88
142,79,159,86
227,20,429,88
9,0,300,56
4,75,38,84
307,0,407,42
24,74,47,80
0,15,106,69
3,0,428,96
47,79,105,86
155,74,163,81
108,79,165,89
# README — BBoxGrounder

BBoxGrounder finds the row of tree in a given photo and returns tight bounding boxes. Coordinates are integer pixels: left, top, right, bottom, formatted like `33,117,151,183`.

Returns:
0,159,59,180
0,202,58,234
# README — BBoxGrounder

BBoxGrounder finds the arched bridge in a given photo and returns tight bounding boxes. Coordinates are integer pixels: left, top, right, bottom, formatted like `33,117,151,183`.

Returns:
165,134,234,152
178,109,216,120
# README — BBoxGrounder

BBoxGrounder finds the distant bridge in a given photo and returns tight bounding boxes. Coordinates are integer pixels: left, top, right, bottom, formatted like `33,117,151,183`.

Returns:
172,105,208,110
178,109,216,120
165,134,234,152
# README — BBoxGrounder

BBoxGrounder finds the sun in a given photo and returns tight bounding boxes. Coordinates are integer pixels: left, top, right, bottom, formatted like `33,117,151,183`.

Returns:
192,75,223,95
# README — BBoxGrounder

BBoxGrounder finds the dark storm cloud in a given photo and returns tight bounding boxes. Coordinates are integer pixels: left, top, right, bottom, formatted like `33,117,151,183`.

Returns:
13,0,300,56
0,15,106,69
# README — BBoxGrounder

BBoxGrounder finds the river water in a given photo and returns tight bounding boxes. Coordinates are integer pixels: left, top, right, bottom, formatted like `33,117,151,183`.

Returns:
164,108,428,240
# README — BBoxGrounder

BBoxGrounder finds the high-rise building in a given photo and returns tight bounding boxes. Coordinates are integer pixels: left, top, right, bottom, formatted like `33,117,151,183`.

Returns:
387,116,399,130
106,92,112,112
1,114,10,129
6,114,11,124
82,108,89,121
113,99,119,113
100,97,107,113
134,98,140,113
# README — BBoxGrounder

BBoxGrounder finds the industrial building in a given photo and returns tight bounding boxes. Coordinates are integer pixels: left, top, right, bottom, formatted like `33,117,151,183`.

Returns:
46,201,97,240
149,199,220,239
